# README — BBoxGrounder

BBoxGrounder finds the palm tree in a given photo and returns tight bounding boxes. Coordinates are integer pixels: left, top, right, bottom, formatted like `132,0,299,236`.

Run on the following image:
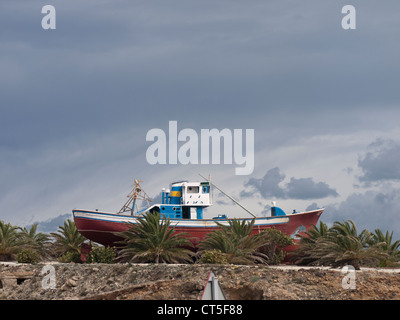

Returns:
289,221,329,265
116,211,194,263
198,218,269,265
369,229,400,266
330,220,371,244
0,221,21,261
19,223,51,259
370,229,400,255
50,219,87,258
306,220,387,269
300,221,330,245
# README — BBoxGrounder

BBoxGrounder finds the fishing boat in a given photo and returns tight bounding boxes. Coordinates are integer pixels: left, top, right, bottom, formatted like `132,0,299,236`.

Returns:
73,178,324,249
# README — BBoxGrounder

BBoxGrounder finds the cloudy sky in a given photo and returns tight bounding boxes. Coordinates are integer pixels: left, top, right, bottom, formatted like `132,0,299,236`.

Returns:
1,0,400,237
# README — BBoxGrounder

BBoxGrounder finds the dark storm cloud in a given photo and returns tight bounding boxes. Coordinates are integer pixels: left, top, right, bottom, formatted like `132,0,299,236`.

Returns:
2,0,400,151
241,167,286,199
358,139,400,184
315,187,400,239
286,177,339,200
241,167,338,200
307,136,400,239
1,0,400,226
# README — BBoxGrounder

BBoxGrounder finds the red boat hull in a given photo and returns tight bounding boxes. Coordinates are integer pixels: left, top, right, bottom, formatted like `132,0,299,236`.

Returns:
73,208,324,252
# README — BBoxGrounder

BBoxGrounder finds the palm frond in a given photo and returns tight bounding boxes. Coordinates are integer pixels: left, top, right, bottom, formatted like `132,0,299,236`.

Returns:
116,211,193,263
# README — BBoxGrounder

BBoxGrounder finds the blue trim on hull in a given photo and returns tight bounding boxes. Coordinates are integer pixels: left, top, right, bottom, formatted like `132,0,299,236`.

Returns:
73,210,291,227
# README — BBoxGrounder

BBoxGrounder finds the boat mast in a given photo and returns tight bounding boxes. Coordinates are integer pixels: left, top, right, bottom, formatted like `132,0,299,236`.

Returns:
118,179,152,215
199,174,256,218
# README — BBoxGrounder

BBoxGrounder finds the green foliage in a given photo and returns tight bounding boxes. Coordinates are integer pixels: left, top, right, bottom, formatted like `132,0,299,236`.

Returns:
16,249,41,264
260,228,293,265
298,221,330,245
87,246,116,264
0,221,52,262
50,219,87,258
291,220,396,269
199,249,228,264
19,223,51,260
0,221,21,260
369,229,400,266
198,218,270,265
116,211,194,263
58,250,82,263
289,221,330,265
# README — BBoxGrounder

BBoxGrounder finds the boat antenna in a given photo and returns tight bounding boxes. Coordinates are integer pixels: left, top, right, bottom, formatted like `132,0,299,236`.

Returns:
198,174,256,218
118,179,152,215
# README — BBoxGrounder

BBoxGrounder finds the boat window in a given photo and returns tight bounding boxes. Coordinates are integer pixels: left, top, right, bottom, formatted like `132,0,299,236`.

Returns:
202,186,210,193
187,186,199,193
